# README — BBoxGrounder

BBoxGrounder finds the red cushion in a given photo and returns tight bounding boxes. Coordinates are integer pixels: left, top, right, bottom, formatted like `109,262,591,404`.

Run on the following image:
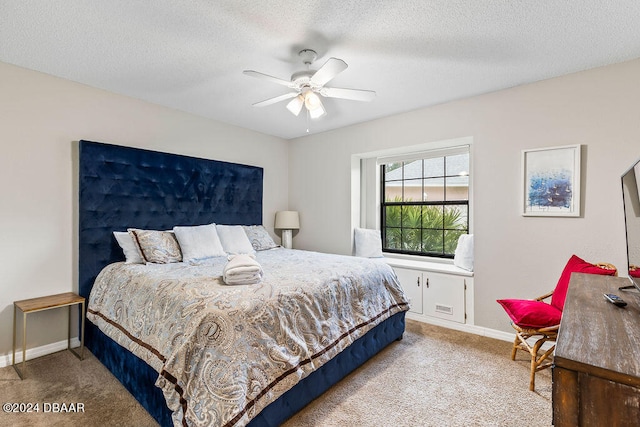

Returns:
497,299,562,329
630,267,640,278
550,255,617,311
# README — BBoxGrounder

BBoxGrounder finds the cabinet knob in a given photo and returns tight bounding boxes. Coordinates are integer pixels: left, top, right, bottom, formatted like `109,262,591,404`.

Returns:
417,277,420,287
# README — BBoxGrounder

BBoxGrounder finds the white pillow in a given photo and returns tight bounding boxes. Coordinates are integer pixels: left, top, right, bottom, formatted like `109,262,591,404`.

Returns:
453,234,474,272
354,228,383,258
216,225,255,254
114,231,145,264
173,223,226,262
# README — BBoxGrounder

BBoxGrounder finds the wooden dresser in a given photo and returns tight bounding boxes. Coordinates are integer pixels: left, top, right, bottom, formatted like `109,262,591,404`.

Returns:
553,273,640,426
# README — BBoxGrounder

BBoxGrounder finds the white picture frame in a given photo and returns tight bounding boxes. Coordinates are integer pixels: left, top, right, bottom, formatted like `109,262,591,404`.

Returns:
521,144,581,217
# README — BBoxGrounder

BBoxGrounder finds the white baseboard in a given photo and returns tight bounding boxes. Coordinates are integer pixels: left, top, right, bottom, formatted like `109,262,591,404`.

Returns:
406,312,513,340
0,337,81,368
405,312,554,351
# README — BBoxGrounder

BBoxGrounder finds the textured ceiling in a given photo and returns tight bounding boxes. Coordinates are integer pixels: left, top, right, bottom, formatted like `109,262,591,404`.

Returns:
2,1,640,139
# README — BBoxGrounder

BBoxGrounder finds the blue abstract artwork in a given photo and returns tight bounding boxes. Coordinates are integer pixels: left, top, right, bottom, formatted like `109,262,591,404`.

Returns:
528,169,572,209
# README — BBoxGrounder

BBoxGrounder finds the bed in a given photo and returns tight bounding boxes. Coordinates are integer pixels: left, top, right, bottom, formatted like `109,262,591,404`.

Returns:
78,140,408,426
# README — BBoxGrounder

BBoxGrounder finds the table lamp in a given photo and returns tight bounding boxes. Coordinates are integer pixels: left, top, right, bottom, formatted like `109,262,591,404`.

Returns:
275,211,300,249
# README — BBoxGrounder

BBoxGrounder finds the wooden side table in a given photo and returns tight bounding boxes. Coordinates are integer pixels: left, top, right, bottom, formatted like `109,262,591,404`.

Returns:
12,292,85,379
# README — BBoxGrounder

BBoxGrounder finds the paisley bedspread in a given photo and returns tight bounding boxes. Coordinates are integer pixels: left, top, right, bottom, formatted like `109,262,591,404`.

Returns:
87,248,409,427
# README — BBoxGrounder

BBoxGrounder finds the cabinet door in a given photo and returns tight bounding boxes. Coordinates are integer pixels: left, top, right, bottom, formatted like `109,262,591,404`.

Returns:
423,272,466,323
393,267,423,314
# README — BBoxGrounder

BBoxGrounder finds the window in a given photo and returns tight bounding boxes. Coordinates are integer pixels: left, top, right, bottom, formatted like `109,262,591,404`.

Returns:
380,147,469,258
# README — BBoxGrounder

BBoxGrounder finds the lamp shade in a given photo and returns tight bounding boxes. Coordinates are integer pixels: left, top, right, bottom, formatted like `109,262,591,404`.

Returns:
286,95,304,116
304,91,322,110
308,100,326,118
274,211,300,230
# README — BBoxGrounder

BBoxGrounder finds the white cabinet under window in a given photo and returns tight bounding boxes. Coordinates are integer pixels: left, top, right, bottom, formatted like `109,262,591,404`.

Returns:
394,267,424,314
422,271,466,323
390,262,473,325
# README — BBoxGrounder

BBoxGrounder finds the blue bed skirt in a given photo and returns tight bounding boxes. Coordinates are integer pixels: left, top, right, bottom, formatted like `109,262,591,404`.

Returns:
87,311,406,426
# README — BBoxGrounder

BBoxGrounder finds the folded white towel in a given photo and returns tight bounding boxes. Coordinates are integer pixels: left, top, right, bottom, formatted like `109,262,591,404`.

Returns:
223,254,263,285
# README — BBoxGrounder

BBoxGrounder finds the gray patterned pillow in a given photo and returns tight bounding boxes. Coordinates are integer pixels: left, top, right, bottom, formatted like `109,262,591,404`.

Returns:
128,229,182,264
242,225,278,251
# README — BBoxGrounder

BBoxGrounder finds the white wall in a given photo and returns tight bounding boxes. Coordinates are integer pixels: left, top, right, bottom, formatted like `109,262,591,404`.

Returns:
0,61,289,359
289,58,640,333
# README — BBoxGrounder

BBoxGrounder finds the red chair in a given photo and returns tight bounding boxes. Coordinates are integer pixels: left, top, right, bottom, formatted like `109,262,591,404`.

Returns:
497,255,617,391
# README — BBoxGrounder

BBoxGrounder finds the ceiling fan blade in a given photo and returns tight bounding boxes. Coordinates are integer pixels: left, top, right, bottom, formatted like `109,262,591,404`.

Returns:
319,87,376,102
243,70,294,88
252,92,299,107
310,58,347,86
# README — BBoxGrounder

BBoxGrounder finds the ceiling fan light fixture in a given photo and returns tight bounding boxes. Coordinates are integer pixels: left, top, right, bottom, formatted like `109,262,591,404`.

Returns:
286,95,304,116
304,91,322,111
308,100,326,119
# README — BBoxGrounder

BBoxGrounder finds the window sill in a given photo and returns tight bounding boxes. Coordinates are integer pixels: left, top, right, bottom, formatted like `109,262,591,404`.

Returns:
383,254,473,277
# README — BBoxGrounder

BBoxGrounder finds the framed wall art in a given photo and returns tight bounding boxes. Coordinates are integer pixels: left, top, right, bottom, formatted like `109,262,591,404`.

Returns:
521,144,581,217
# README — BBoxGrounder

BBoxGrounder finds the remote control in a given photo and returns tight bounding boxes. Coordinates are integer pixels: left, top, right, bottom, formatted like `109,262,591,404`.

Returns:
604,293,627,307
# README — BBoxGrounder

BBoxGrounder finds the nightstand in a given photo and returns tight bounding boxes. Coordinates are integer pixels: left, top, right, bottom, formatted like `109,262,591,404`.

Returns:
12,292,85,379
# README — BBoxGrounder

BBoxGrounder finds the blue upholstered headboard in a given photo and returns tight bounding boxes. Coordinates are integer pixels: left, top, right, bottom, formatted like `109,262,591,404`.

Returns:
78,140,263,300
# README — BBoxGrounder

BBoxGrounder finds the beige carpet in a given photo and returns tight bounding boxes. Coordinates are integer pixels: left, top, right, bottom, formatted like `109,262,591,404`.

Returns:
0,320,552,426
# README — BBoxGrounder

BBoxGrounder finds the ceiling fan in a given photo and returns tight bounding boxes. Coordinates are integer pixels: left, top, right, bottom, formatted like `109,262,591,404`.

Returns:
243,49,376,119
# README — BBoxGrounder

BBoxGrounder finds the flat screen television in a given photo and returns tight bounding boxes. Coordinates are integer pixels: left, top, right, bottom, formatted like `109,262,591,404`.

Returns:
621,158,640,292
